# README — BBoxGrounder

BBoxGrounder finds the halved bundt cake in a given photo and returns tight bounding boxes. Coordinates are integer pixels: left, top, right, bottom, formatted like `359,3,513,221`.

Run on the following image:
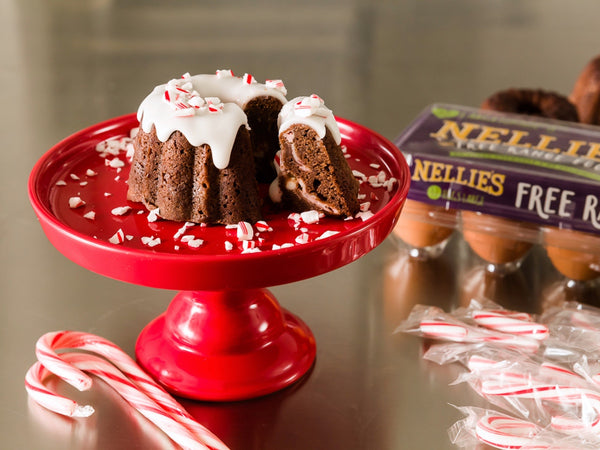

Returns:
270,95,360,217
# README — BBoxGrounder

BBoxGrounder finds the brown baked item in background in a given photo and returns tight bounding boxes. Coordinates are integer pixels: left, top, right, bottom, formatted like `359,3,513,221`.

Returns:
481,88,579,122
570,55,600,125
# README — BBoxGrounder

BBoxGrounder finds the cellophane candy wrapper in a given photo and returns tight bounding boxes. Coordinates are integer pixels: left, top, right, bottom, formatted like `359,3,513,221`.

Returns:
397,301,600,448
542,301,600,359
394,304,541,353
456,348,600,435
448,406,600,450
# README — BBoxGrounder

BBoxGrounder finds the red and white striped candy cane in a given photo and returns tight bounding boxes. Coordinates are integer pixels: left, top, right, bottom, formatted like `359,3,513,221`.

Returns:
539,362,581,380
475,414,550,449
419,319,540,353
481,379,600,432
472,310,549,341
474,414,584,450
25,361,94,418
28,352,210,450
31,331,228,450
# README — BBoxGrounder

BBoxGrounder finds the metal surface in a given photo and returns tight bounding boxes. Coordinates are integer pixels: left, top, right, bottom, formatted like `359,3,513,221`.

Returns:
3,1,600,448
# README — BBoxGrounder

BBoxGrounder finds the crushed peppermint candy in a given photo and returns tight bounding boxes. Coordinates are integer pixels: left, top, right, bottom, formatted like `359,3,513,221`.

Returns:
366,171,397,191
109,229,125,245
255,221,272,232
236,221,254,241
293,94,329,118
147,208,160,223
356,211,374,222
216,69,234,78
360,202,371,212
68,197,85,208
55,180,67,186
300,210,320,224
86,169,97,177
163,75,228,116
316,230,339,240
79,181,88,187
111,206,131,216
107,158,125,169
224,241,234,251
295,233,310,245
95,136,133,157
241,247,262,254
141,236,161,247
265,79,287,95
242,240,257,250
173,222,195,240
187,238,204,248
83,211,96,220
242,73,256,85
352,170,367,183
70,174,80,181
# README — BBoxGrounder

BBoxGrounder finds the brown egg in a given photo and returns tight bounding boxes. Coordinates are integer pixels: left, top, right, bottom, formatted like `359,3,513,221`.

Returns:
393,199,456,254
543,227,600,281
461,211,537,267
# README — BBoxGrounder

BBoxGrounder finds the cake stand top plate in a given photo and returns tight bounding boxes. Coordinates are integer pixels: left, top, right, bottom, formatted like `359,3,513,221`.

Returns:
29,113,410,291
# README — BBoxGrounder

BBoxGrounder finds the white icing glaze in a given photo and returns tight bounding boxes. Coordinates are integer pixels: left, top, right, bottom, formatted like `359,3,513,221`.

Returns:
137,72,288,169
277,95,341,145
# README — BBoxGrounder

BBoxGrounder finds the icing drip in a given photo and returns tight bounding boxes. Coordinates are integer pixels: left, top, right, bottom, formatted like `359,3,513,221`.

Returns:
277,95,341,145
137,72,288,170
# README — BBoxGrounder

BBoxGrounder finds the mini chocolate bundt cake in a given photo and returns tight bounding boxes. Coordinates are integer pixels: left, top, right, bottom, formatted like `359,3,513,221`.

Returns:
128,73,360,225
481,88,579,122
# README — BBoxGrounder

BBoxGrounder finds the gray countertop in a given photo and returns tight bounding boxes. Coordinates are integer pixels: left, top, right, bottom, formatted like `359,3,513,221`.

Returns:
4,1,600,448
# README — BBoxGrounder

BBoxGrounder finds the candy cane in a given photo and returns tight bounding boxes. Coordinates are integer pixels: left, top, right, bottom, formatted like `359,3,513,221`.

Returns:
25,361,94,418
28,352,209,450
472,310,549,341
539,362,581,380
419,319,540,353
31,331,228,450
481,379,600,431
475,414,550,449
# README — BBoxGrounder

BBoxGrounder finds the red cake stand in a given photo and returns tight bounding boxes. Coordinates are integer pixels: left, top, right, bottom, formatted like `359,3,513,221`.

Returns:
28,113,410,401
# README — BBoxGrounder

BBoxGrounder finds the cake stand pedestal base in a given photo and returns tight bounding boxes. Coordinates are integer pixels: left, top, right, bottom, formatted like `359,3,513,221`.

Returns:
135,289,316,401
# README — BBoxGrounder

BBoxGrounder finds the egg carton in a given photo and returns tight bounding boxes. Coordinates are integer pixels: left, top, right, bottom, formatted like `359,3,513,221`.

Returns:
392,104,600,282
